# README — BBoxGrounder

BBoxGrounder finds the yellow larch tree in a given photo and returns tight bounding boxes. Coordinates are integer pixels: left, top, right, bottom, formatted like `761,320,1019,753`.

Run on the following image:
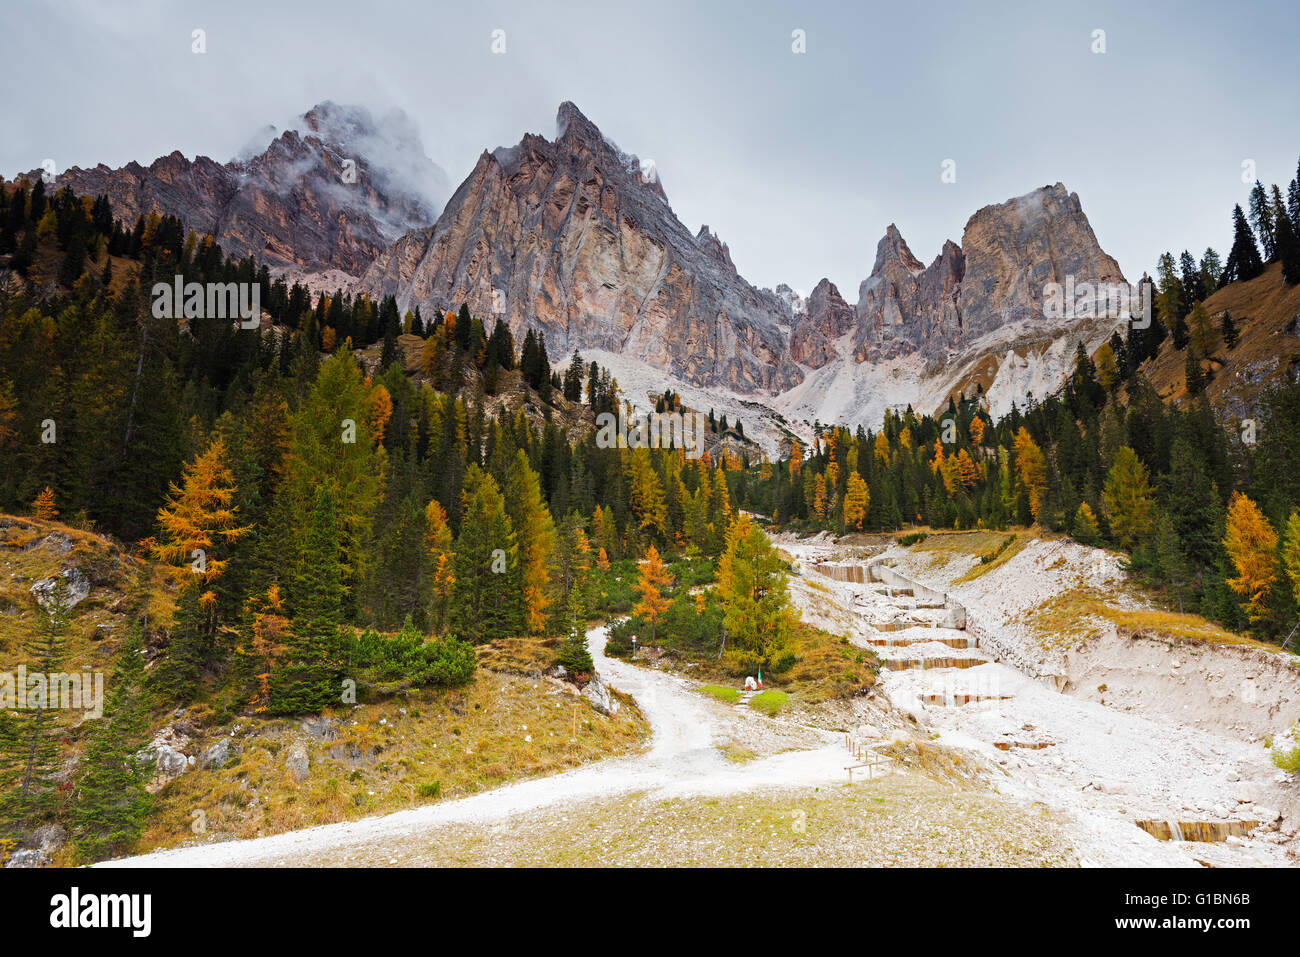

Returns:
425,499,455,633
32,486,58,521
1223,491,1278,623
633,544,674,642
153,437,249,597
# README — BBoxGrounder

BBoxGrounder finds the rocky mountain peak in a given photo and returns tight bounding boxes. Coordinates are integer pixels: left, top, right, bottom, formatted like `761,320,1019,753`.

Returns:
790,278,856,368
362,101,796,393
19,102,449,279
871,223,925,275
695,226,735,271
555,101,603,147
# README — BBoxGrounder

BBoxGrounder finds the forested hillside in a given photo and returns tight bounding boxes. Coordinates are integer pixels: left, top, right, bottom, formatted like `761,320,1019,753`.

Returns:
0,177,791,863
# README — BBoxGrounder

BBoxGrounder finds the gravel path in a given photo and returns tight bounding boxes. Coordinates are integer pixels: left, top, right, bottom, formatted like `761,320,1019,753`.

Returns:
101,626,852,867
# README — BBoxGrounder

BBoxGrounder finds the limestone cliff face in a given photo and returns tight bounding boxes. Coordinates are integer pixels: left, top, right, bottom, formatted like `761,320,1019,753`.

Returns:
790,279,855,368
362,102,798,393
853,185,1123,368
34,102,446,277
955,184,1125,339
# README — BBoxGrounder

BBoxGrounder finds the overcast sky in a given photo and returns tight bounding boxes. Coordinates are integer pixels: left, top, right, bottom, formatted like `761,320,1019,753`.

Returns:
5,0,1298,298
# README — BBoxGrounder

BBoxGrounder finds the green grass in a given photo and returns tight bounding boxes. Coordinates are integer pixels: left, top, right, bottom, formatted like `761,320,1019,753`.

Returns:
1273,749,1300,773
699,684,740,703
748,690,789,716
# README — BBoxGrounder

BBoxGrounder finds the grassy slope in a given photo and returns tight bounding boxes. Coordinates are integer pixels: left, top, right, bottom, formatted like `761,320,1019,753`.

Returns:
1138,263,1300,415
901,527,1277,651
1,514,650,863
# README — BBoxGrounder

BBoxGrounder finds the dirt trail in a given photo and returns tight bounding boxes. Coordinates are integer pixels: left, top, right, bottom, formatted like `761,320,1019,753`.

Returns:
102,626,849,868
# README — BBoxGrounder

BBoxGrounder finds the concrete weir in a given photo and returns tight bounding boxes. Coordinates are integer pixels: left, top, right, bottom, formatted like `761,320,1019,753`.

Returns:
882,656,988,671
1135,819,1260,843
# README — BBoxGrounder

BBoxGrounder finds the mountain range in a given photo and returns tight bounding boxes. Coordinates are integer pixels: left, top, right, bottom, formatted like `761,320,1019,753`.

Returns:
20,100,1132,453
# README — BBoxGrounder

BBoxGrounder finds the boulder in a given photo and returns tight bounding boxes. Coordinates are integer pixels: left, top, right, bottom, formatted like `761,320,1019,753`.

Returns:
30,566,91,611
286,744,310,782
23,824,67,856
582,677,619,716
147,745,189,793
5,849,49,868
301,716,339,741
200,738,236,770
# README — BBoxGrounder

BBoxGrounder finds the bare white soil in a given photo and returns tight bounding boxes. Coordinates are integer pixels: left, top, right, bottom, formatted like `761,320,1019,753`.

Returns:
780,531,1300,867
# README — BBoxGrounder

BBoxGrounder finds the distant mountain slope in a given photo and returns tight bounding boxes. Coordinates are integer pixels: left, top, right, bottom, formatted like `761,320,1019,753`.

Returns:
1138,262,1300,420
21,102,448,279
775,184,1130,430
361,101,1129,438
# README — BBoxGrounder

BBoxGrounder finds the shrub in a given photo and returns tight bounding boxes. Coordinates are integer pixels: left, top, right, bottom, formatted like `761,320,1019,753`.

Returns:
770,651,797,674
605,616,645,657
899,531,928,546
667,557,716,589
591,560,639,616
418,781,441,799
344,622,476,689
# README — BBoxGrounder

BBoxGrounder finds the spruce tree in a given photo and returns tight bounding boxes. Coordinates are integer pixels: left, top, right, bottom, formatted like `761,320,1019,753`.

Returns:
73,624,152,862
1249,182,1276,261
0,578,72,838
1221,310,1239,349
272,486,345,714
1275,203,1300,285
449,466,523,643
1222,204,1265,285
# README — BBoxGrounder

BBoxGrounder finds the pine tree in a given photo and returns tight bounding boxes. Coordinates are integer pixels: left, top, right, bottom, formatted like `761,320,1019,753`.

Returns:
1249,182,1276,261
715,514,795,665
505,450,556,635
626,447,667,539
285,347,387,613
1275,201,1300,285
1199,247,1223,292
1221,310,1239,349
1101,446,1155,550
1012,427,1047,522
1185,344,1205,396
449,466,523,643
272,486,346,714
1155,251,1185,335
1189,300,1215,356
1222,204,1265,286
843,472,870,530
0,578,72,837
150,437,249,698
1223,491,1277,624
1280,511,1300,619
1071,501,1100,545
425,499,455,633
72,624,152,862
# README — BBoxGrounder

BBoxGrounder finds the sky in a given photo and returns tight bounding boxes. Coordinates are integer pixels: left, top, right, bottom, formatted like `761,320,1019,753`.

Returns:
5,0,1298,298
